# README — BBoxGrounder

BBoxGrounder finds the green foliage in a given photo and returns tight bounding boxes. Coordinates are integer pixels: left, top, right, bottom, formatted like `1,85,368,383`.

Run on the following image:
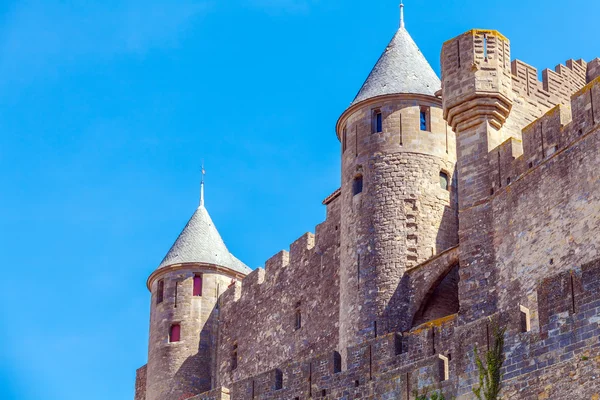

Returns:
472,324,506,400
415,391,446,400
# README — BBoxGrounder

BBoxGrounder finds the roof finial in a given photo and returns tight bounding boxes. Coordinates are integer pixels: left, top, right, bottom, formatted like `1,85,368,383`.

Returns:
399,1,405,29
200,161,205,207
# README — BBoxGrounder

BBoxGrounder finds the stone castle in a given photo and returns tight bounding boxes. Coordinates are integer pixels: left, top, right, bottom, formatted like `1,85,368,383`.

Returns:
134,6,600,400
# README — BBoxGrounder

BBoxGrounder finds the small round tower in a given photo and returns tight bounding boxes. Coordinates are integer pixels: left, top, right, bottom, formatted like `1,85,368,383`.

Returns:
145,182,251,400
337,7,458,352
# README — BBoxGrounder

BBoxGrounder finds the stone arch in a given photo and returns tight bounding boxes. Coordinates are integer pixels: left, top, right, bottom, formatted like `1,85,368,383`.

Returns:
411,263,460,327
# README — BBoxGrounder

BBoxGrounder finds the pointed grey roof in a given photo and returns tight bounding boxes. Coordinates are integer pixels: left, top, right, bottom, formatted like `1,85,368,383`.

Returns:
351,26,441,105
157,204,251,275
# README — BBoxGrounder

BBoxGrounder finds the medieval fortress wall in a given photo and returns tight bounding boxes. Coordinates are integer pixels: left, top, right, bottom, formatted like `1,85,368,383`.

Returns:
135,26,600,400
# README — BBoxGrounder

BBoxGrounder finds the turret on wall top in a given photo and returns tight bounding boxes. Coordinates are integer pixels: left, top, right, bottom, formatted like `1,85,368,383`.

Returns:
144,177,251,400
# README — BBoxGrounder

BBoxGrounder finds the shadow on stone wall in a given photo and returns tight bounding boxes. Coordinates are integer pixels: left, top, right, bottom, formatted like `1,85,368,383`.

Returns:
170,306,219,400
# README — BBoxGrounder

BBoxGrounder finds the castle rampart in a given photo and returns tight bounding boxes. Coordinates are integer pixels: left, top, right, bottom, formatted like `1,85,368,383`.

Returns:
136,22,600,400
215,194,342,388
186,257,600,399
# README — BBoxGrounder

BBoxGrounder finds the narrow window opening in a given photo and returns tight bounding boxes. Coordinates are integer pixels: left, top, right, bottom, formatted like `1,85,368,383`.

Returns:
353,175,363,196
483,34,489,61
355,380,360,387
357,253,361,290
438,354,449,381
156,279,164,304
174,282,178,308
419,106,431,131
372,109,382,133
193,274,203,297
506,177,511,185
321,389,327,397
439,171,449,190
373,320,378,338
294,302,302,331
528,161,534,169
342,126,347,153
169,324,181,343
520,305,531,333
231,343,238,371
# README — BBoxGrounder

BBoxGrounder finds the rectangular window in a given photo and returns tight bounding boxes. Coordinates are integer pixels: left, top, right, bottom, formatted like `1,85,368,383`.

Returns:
193,274,203,296
353,175,363,196
169,324,181,343
420,106,431,131
157,279,164,304
342,126,347,153
439,171,449,190
372,109,382,133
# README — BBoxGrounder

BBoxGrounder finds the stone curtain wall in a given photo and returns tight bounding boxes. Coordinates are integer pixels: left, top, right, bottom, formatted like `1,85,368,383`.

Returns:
216,196,342,388
491,78,600,315
186,256,600,400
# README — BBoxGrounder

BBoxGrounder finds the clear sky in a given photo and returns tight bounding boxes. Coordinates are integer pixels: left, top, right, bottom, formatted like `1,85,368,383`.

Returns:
0,0,598,399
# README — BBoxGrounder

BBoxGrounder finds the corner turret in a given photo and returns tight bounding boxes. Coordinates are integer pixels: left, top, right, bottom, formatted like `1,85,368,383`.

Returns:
144,180,250,400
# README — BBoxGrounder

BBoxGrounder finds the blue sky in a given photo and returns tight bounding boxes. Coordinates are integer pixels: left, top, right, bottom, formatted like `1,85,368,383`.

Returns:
0,1,598,399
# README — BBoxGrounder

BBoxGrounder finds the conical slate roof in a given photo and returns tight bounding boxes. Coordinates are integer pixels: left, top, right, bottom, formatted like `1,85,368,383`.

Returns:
157,204,251,275
351,26,441,105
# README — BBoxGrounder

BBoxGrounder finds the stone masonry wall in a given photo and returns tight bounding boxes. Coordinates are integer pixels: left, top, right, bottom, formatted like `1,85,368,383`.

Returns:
138,28,600,400
215,196,342,388
146,268,236,400
187,254,600,400
135,365,147,400
338,96,459,355
490,77,600,325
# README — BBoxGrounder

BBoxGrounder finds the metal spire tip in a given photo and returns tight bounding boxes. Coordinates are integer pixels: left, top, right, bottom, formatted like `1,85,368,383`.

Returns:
399,1,405,29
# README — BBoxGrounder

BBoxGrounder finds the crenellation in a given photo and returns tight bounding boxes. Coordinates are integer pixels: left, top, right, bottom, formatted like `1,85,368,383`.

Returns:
587,58,600,82
289,232,315,265
489,136,524,193
240,268,265,299
264,250,290,281
188,258,600,399
186,387,230,400
221,280,241,304
138,20,600,400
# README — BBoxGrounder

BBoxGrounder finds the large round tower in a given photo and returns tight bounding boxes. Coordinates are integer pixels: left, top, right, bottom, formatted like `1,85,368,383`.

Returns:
337,8,458,352
144,183,251,400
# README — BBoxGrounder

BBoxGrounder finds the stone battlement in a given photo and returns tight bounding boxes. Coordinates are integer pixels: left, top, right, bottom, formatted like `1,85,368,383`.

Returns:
136,23,600,400
490,76,600,194
187,257,600,400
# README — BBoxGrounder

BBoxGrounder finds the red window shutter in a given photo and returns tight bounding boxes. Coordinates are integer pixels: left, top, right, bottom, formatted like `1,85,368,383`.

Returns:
170,324,181,342
193,275,203,296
